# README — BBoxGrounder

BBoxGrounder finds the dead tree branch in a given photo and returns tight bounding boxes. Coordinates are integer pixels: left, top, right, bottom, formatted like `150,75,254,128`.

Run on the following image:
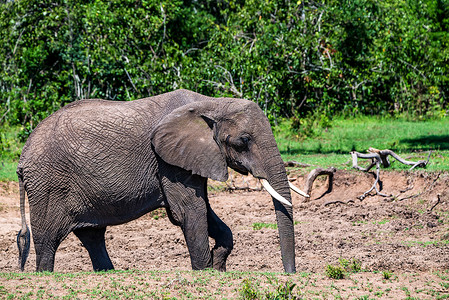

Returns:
303,167,336,201
351,148,431,199
203,65,243,98
428,194,441,212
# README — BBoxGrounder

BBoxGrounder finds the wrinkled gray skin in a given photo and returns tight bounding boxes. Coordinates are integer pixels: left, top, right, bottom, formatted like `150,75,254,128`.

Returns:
17,89,295,273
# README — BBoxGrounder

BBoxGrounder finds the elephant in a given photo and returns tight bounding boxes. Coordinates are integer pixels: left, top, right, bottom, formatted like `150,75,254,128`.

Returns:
16,89,308,273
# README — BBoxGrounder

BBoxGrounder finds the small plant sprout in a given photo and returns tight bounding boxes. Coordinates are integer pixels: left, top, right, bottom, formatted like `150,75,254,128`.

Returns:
382,271,393,280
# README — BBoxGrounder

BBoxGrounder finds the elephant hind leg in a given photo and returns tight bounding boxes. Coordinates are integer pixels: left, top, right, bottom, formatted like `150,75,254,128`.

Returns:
32,226,71,272
207,206,233,272
34,241,58,272
73,227,114,271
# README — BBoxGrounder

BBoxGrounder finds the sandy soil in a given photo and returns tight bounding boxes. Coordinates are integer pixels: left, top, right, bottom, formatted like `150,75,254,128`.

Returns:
1,169,448,276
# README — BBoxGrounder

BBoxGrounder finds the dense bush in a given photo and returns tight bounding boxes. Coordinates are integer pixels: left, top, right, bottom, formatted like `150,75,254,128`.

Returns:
0,0,448,133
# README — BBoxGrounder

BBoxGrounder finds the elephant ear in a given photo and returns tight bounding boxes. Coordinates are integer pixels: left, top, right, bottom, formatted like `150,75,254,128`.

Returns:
151,103,228,182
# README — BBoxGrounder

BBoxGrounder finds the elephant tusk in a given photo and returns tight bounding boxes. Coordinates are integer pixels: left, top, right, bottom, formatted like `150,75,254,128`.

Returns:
260,179,292,207
289,182,310,198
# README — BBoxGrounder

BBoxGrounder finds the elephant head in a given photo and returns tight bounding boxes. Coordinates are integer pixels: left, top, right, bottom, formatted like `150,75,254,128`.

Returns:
152,97,307,273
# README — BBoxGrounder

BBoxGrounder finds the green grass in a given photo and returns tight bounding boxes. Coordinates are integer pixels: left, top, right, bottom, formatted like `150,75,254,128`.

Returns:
0,270,305,299
382,270,393,280
0,160,18,182
252,221,303,230
252,222,278,230
2,269,448,299
0,125,23,182
274,116,449,171
325,264,345,279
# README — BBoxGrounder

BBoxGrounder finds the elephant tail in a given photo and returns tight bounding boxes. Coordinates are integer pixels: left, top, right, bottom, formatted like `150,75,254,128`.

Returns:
16,167,30,271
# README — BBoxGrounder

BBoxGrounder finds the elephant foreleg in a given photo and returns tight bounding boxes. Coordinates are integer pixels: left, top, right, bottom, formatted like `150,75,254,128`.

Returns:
73,227,114,271
181,208,213,270
164,195,213,270
207,205,233,271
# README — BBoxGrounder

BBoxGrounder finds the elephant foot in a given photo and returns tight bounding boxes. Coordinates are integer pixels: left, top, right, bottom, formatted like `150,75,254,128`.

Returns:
211,246,231,272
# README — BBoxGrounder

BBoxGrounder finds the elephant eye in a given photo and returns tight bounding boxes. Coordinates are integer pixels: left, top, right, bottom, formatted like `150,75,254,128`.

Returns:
225,135,250,152
233,135,250,152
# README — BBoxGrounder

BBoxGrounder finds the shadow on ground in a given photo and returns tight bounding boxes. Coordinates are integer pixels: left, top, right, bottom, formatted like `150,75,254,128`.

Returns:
280,134,449,156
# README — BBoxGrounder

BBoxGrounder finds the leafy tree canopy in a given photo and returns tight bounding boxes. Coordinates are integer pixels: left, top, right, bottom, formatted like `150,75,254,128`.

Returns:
0,0,448,135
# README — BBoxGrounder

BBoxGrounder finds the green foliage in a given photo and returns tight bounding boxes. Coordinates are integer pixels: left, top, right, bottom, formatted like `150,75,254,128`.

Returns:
326,257,362,279
338,257,362,273
264,281,298,300
252,223,277,230
240,279,299,300
0,125,23,172
0,0,447,135
240,279,259,300
325,264,345,280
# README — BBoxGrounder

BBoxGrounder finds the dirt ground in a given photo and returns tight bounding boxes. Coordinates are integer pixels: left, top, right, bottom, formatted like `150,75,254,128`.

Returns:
1,169,448,274
0,169,448,298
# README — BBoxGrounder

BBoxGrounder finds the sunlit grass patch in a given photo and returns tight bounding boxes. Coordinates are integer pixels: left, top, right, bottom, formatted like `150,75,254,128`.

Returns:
275,117,449,172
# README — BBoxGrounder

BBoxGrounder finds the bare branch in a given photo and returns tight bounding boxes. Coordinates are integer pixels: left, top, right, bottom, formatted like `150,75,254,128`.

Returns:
352,148,430,171
324,199,354,206
183,48,199,55
397,58,427,80
303,167,336,201
13,29,25,56
124,68,138,93
351,148,431,199
428,194,441,212
203,65,243,98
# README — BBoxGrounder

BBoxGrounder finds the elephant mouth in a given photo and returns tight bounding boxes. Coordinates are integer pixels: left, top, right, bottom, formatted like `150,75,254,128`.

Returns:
227,159,249,176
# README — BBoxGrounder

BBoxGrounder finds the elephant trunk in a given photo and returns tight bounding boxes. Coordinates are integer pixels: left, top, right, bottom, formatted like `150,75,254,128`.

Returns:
261,146,296,273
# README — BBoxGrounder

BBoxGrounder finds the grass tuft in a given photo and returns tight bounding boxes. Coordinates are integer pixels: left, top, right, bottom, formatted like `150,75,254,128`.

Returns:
252,223,278,230
239,279,259,299
325,264,345,280
240,279,300,300
382,271,393,280
339,257,362,273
